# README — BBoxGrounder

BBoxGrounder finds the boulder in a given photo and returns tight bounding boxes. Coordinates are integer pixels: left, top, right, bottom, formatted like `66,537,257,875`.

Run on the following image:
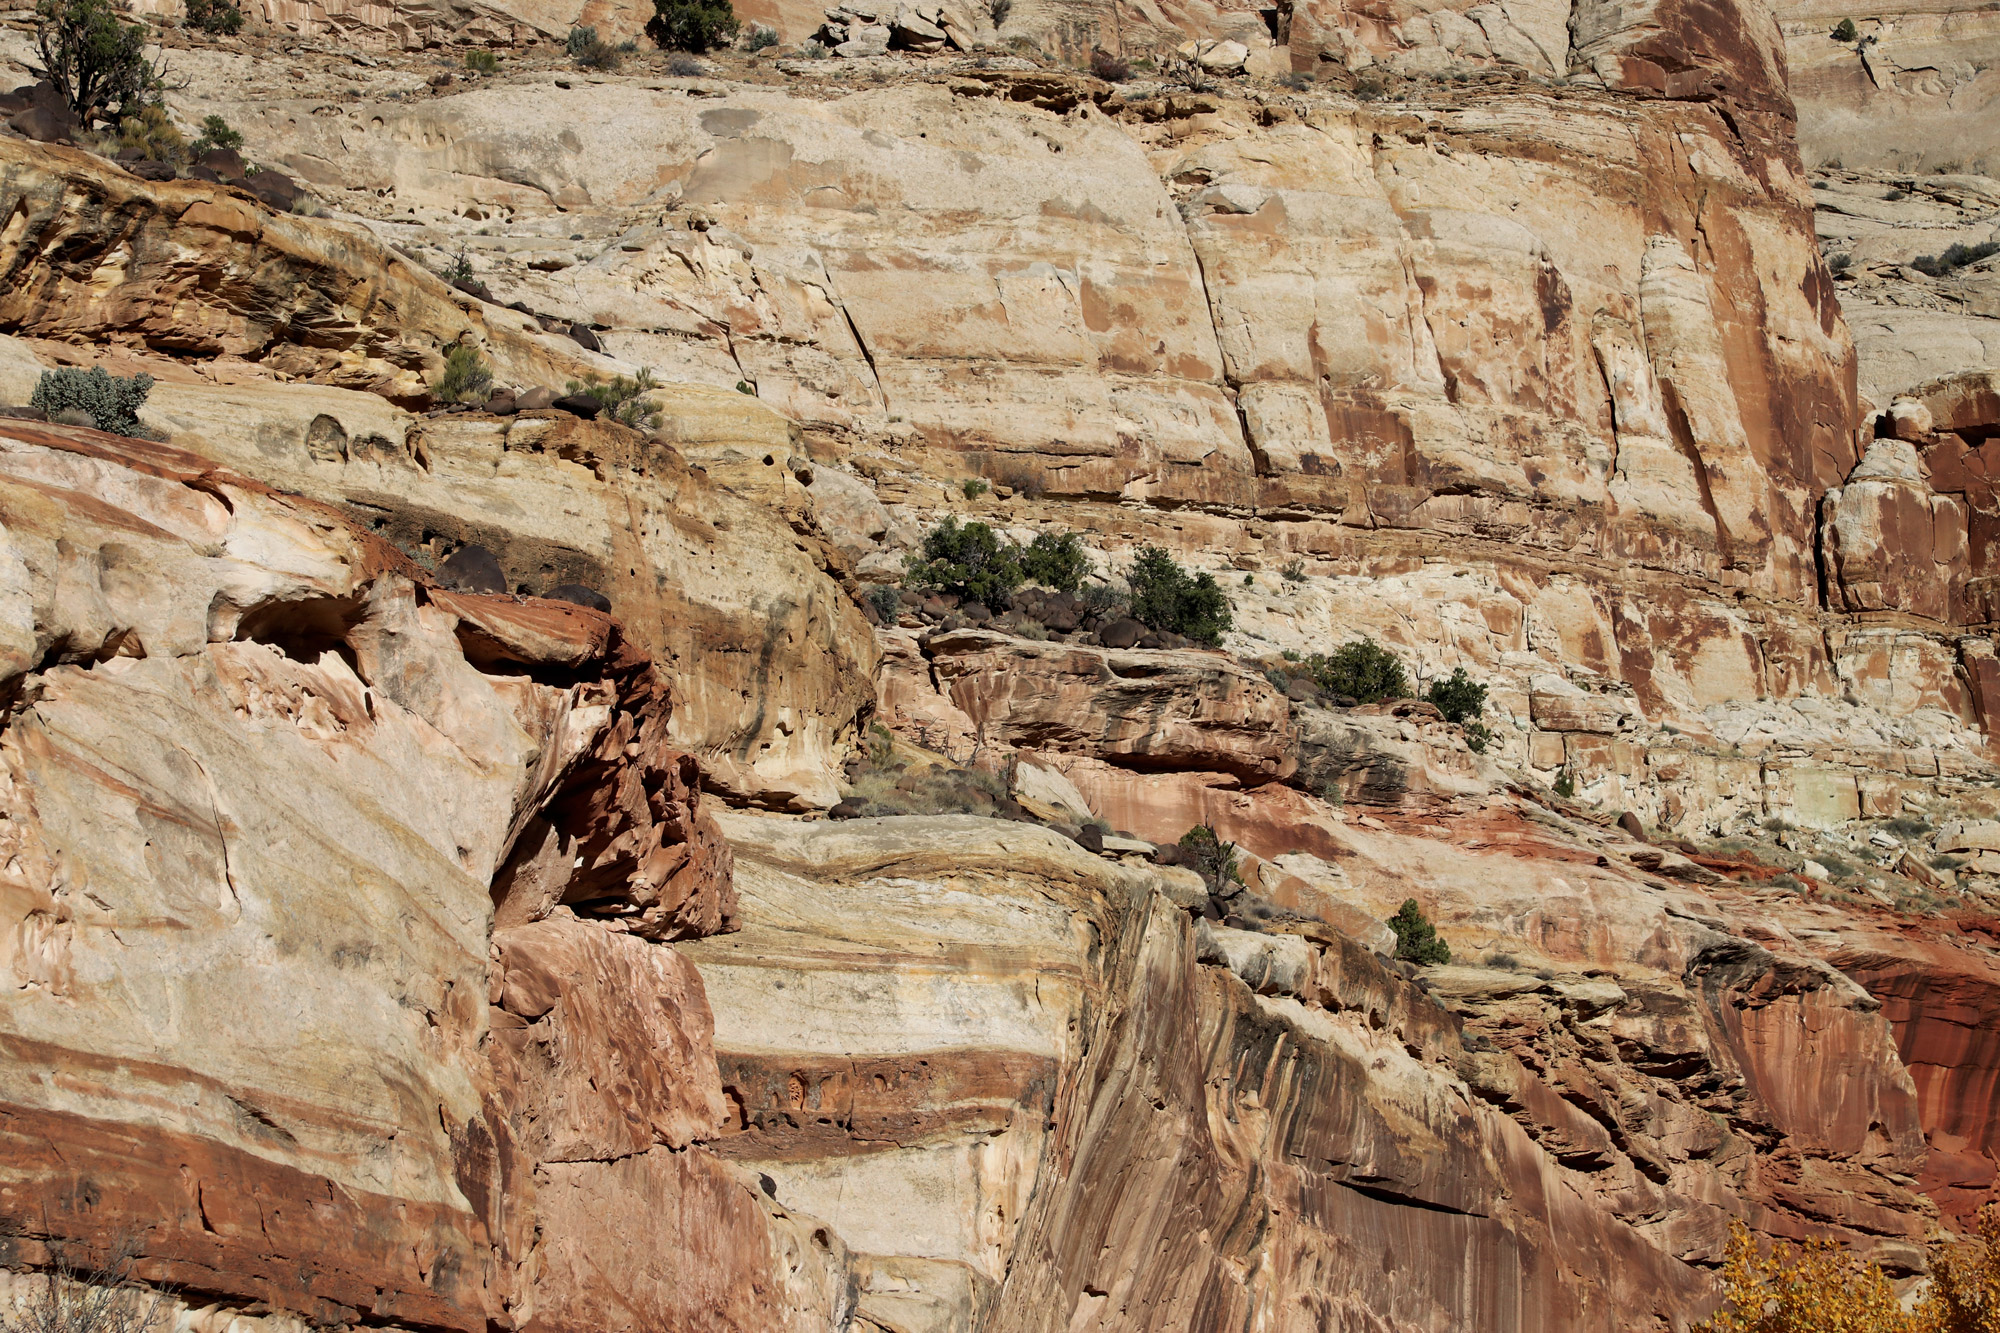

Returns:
440,543,509,593
547,582,613,612
1887,397,1935,440
836,23,892,55
1913,368,2000,436
889,4,948,49
1098,617,1146,648
806,465,890,562
7,105,75,143
196,147,249,181
1937,820,2000,855
1821,438,1956,619
1179,38,1250,71
516,386,556,411
127,159,177,181
552,392,604,418
1527,676,1635,733
925,628,1297,780
244,169,301,212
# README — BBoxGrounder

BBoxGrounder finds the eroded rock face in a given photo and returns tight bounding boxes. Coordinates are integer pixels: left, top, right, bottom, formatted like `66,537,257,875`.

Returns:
924,628,1297,780
4,0,2000,1318
678,808,1944,1331
0,420,848,1333
159,396,875,811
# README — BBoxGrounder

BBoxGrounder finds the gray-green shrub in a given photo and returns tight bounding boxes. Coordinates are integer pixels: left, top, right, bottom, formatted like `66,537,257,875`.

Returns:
434,344,492,405
30,367,153,436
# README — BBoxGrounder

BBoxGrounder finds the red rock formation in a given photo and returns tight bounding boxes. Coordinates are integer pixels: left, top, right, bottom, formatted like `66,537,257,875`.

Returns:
0,421,848,1332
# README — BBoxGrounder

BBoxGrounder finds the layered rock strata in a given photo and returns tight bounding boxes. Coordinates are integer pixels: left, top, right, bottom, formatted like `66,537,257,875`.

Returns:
2,0,2000,1319
679,805,1944,1330
0,419,849,1332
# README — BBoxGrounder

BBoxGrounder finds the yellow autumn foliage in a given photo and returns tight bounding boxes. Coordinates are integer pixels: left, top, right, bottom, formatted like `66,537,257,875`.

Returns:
1696,1210,2000,1333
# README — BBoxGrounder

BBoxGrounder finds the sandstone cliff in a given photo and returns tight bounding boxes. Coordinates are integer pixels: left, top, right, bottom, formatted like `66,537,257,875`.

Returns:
3,0,2000,1324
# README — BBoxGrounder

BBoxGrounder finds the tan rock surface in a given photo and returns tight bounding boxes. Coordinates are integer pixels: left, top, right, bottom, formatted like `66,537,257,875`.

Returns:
0,420,848,1333
679,806,1947,1330
925,628,1297,780
9,0,2000,1324
0,332,877,810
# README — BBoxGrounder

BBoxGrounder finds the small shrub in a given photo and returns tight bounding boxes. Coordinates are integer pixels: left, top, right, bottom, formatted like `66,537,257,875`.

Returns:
667,52,705,74
433,344,493,405
650,0,738,52
1884,816,1931,837
962,477,989,499
437,247,492,301
1353,71,1387,102
1080,582,1127,619
112,104,185,162
184,0,243,34
1424,667,1487,725
1304,639,1408,703
745,23,777,49
189,112,241,154
865,721,894,766
1280,70,1312,90
986,0,1011,25
1829,252,1854,276
1162,45,1214,92
1089,48,1129,81
1242,573,1255,587
35,0,163,122
866,584,901,621
904,517,1024,609
565,25,638,68
1127,546,1232,646
1388,898,1450,965
1832,16,1858,40
1020,530,1088,593
13,1235,172,1333
801,40,829,57
572,32,622,69
1885,188,1908,201
1179,824,1243,895
30,366,153,436
1282,558,1306,582
1463,720,1491,753
1553,769,1577,799
464,49,499,75
1912,239,2000,277
567,368,664,429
